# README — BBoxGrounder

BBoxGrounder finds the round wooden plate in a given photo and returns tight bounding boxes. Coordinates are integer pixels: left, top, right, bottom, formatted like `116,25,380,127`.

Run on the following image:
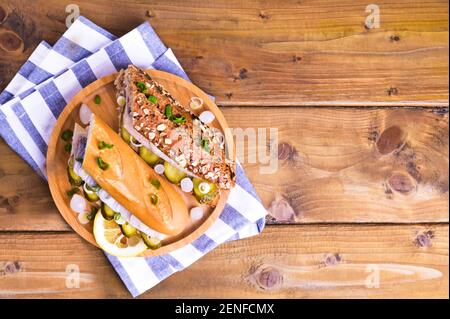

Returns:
47,70,235,257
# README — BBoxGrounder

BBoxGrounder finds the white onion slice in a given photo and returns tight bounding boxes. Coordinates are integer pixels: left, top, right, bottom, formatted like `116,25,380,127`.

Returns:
154,164,165,175
190,96,203,110
78,212,90,224
130,136,142,148
79,103,92,125
117,95,126,107
199,111,215,124
70,194,87,214
190,206,204,221
180,177,194,193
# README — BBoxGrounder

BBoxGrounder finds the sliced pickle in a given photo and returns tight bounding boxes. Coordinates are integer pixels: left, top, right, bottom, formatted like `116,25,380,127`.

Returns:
120,127,131,144
67,158,83,186
83,184,99,202
101,203,116,220
163,161,186,184
141,233,162,250
139,147,161,166
120,222,137,238
193,178,218,204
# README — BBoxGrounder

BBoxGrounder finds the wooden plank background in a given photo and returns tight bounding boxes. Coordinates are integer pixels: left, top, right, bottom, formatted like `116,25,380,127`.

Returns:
0,0,448,298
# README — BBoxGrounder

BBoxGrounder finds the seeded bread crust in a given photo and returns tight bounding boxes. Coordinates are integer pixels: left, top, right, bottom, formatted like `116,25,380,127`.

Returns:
114,65,235,189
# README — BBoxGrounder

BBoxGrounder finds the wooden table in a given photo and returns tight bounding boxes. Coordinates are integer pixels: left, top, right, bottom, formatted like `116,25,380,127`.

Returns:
0,0,448,298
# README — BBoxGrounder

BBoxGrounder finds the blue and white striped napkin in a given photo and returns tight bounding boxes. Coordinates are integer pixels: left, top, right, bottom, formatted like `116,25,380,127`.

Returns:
0,16,266,297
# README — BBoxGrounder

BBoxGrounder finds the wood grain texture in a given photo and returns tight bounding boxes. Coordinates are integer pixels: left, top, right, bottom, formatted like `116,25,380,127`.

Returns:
0,0,448,105
0,107,448,230
0,224,447,298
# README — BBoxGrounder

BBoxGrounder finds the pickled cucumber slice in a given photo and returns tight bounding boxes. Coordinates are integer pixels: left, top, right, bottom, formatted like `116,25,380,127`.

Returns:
67,158,83,186
120,127,131,144
120,222,137,238
141,233,162,250
102,203,116,220
139,147,161,166
163,161,186,184
193,178,218,204
83,184,99,202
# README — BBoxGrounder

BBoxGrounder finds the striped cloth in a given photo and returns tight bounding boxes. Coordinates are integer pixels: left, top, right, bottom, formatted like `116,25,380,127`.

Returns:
0,16,266,297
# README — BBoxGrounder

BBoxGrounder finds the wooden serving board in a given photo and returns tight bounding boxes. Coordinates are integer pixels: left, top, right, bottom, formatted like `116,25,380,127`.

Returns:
46,70,235,257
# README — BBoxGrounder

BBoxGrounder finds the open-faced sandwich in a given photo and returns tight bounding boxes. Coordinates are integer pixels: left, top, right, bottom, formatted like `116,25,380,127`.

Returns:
63,65,236,257
114,65,236,203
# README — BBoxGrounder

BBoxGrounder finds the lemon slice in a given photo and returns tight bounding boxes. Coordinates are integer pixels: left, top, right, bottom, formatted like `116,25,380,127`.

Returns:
93,210,147,257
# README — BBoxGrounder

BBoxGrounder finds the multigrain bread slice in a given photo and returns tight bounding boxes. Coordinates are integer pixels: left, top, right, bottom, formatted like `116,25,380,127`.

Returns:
114,65,235,189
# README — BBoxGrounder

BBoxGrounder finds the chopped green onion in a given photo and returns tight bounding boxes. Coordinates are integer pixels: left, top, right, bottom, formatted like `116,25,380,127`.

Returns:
201,138,210,152
96,157,109,170
64,143,72,152
94,95,101,104
136,81,147,93
113,213,121,221
165,104,173,118
150,193,159,205
148,95,158,104
165,104,186,125
66,187,79,197
150,178,161,190
61,129,73,142
98,140,114,150
172,115,186,124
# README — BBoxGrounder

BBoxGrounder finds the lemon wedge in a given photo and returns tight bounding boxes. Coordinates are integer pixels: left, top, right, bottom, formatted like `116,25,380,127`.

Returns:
93,210,147,257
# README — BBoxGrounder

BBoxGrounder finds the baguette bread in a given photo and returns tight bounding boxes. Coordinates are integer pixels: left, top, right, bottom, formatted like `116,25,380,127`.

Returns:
82,114,189,236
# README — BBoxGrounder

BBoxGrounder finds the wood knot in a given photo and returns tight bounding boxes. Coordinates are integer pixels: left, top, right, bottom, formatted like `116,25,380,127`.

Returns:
323,253,342,267
195,55,204,60
292,55,302,62
376,126,406,155
0,29,24,53
145,10,154,18
414,230,434,248
387,173,416,195
0,6,6,24
225,92,233,99
277,142,296,160
254,266,283,290
259,11,270,20
390,35,401,42
1,261,22,275
387,87,398,96
234,68,248,81
268,194,295,222
0,194,20,213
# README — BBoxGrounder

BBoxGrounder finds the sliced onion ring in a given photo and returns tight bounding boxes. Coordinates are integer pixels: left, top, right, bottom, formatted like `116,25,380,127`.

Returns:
130,136,142,148
190,96,203,110
190,206,204,221
70,194,87,214
199,111,215,124
180,177,194,193
79,103,92,125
